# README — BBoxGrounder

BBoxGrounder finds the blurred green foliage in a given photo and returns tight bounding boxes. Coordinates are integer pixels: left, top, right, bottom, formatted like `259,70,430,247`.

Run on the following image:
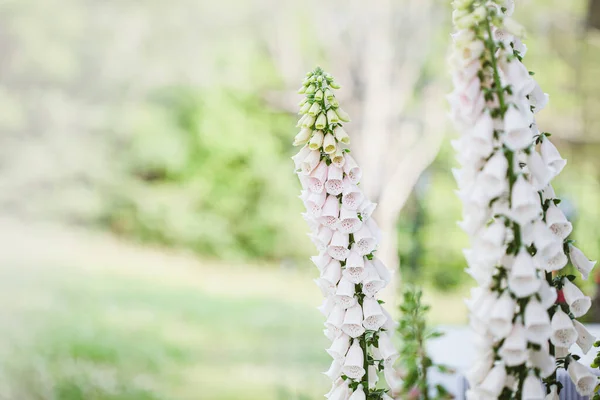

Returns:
102,89,311,261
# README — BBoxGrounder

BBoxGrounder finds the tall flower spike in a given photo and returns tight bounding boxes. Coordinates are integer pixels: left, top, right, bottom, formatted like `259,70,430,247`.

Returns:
292,67,398,399
450,1,596,397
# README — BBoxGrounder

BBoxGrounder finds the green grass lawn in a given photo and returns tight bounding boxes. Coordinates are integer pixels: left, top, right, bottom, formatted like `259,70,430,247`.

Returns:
0,228,469,400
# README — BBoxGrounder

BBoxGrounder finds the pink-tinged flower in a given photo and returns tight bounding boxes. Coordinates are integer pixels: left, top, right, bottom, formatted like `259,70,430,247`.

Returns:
342,305,365,338
319,195,340,227
325,165,344,195
306,161,328,193
362,297,386,330
343,154,362,184
338,206,362,234
353,224,377,256
343,251,366,284
335,277,358,309
342,178,364,210
301,149,321,174
545,203,572,240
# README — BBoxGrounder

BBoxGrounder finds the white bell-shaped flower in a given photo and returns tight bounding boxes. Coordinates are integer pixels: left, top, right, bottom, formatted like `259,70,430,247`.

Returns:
342,340,366,380
335,277,358,309
510,175,542,225
381,307,398,333
478,151,509,198
368,364,379,388
304,190,327,216
498,322,528,366
365,218,382,243
353,224,377,256
537,246,568,272
301,150,322,175
311,251,332,272
473,221,507,263
325,165,344,195
550,307,578,348
320,195,340,227
307,161,328,193
573,320,595,354
529,348,556,379
327,231,350,261
324,358,344,381
568,243,597,281
383,367,403,395
524,298,552,344
502,58,535,95
508,250,541,298
338,206,362,234
532,220,562,261
544,385,559,400
504,106,534,151
316,259,342,296
541,138,566,177
309,226,334,252
342,178,364,210
528,150,552,190
478,364,507,398
292,145,311,169
562,279,591,318
332,148,345,168
489,291,516,338
325,304,345,337
567,358,596,396
327,333,350,360
521,374,545,400
377,333,399,366
554,346,569,359
539,278,558,309
372,258,392,284
529,82,549,113
362,297,386,330
342,304,365,338
362,261,386,297
348,385,366,400
343,154,362,184
317,296,335,316
344,251,366,284
358,197,377,220
545,204,572,240
466,350,494,387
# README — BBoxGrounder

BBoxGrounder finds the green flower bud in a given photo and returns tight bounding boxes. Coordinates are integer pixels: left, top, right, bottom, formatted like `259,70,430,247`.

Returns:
293,128,311,146
329,97,339,108
298,97,308,107
297,85,307,94
325,88,334,102
329,81,341,89
309,130,324,150
305,84,316,94
296,114,307,127
315,113,327,130
334,127,350,144
308,102,321,116
299,102,311,115
314,90,324,102
302,114,316,129
336,108,350,122
323,133,337,154
327,109,340,124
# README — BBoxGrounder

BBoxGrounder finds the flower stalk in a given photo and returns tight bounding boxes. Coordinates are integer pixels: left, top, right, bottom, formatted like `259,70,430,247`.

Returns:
449,0,597,398
293,67,399,400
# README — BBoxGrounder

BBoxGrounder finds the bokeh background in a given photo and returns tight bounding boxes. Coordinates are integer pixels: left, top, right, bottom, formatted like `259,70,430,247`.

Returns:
0,0,599,399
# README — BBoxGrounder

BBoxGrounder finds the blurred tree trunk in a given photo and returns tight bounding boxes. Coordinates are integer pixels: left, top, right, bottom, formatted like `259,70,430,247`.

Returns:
260,0,448,306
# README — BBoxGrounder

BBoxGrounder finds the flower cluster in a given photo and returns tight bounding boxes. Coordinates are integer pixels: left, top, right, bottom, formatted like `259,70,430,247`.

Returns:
293,67,400,400
449,1,597,398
